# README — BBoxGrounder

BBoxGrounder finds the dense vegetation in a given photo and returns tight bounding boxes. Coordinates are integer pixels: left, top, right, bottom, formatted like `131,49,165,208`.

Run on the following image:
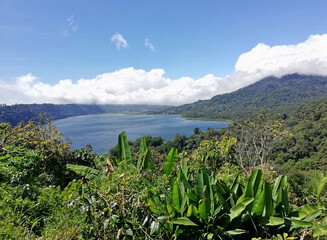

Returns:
1,99,327,239
155,74,327,120
0,104,171,126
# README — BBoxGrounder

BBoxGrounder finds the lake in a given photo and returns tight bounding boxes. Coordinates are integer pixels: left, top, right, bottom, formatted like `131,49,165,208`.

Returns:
54,114,230,154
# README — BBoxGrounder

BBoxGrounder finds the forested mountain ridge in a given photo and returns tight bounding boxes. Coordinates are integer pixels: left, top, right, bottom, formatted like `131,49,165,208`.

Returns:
0,104,170,126
157,74,327,120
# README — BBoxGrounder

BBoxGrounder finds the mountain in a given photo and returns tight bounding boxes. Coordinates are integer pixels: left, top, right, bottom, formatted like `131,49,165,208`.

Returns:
158,74,327,120
0,104,170,126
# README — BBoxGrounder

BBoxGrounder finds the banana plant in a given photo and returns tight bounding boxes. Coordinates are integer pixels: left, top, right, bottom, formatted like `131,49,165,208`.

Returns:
117,131,132,164
67,132,156,183
162,147,178,176
117,132,155,172
67,156,106,184
136,137,155,172
148,168,326,239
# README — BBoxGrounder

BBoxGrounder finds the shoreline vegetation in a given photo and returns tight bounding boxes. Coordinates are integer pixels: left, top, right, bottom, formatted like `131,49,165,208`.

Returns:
180,116,232,122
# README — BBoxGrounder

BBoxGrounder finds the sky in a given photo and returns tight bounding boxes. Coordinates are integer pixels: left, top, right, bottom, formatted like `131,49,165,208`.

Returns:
1,0,327,105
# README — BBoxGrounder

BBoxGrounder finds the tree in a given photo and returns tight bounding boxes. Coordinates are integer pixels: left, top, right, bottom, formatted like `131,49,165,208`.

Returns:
193,127,200,135
0,115,72,186
0,115,71,157
228,111,289,169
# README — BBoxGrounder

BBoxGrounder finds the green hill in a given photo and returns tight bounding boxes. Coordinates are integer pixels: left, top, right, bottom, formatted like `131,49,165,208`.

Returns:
160,74,327,120
0,104,170,126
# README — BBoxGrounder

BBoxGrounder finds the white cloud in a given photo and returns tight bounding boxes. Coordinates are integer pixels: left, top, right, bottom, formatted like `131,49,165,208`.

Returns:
111,33,128,50
63,15,78,36
234,34,327,82
2,34,327,106
145,38,155,52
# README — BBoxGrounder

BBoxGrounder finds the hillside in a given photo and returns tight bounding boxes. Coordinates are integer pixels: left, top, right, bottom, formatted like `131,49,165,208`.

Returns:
0,104,170,126
159,74,327,120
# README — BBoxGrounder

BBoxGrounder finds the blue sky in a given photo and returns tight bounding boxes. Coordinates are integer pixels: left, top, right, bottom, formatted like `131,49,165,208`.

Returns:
1,0,327,105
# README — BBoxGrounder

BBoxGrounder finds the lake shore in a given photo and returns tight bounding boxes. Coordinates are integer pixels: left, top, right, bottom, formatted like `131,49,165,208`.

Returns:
54,113,230,154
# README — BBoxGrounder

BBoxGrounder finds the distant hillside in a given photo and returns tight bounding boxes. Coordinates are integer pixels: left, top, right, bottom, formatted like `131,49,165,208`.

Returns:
0,104,170,126
158,74,327,120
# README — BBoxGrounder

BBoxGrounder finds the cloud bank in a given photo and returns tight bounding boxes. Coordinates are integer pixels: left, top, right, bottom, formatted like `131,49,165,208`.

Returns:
2,34,327,105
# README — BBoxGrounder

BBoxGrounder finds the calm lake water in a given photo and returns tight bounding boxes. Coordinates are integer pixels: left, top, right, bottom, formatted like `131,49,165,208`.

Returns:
54,114,230,154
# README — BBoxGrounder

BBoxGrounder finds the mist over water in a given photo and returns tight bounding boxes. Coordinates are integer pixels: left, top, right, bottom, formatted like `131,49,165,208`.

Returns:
54,114,230,154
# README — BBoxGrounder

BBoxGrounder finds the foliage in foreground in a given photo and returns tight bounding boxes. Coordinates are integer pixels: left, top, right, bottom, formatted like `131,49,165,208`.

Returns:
148,166,326,239
66,132,327,239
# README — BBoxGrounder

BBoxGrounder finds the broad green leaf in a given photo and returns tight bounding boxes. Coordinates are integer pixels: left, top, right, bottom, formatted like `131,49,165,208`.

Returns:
94,156,105,173
237,169,260,204
143,149,155,171
162,148,178,175
197,168,205,199
167,204,175,217
66,164,103,183
137,137,147,170
247,169,259,193
216,191,226,206
264,182,273,217
198,199,207,220
187,193,198,202
182,158,188,177
202,168,214,215
317,176,327,197
282,187,290,215
178,169,191,189
250,169,263,211
117,131,132,164
290,203,324,220
303,210,322,222
136,138,155,171
192,204,198,216
213,205,222,217
236,183,252,204
252,169,263,197
252,182,265,215
178,179,187,215
172,179,181,213
286,218,311,229
226,229,246,235
231,175,241,194
274,185,283,208
272,175,287,201
267,216,284,226
169,217,198,226
229,197,253,221
187,204,193,217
